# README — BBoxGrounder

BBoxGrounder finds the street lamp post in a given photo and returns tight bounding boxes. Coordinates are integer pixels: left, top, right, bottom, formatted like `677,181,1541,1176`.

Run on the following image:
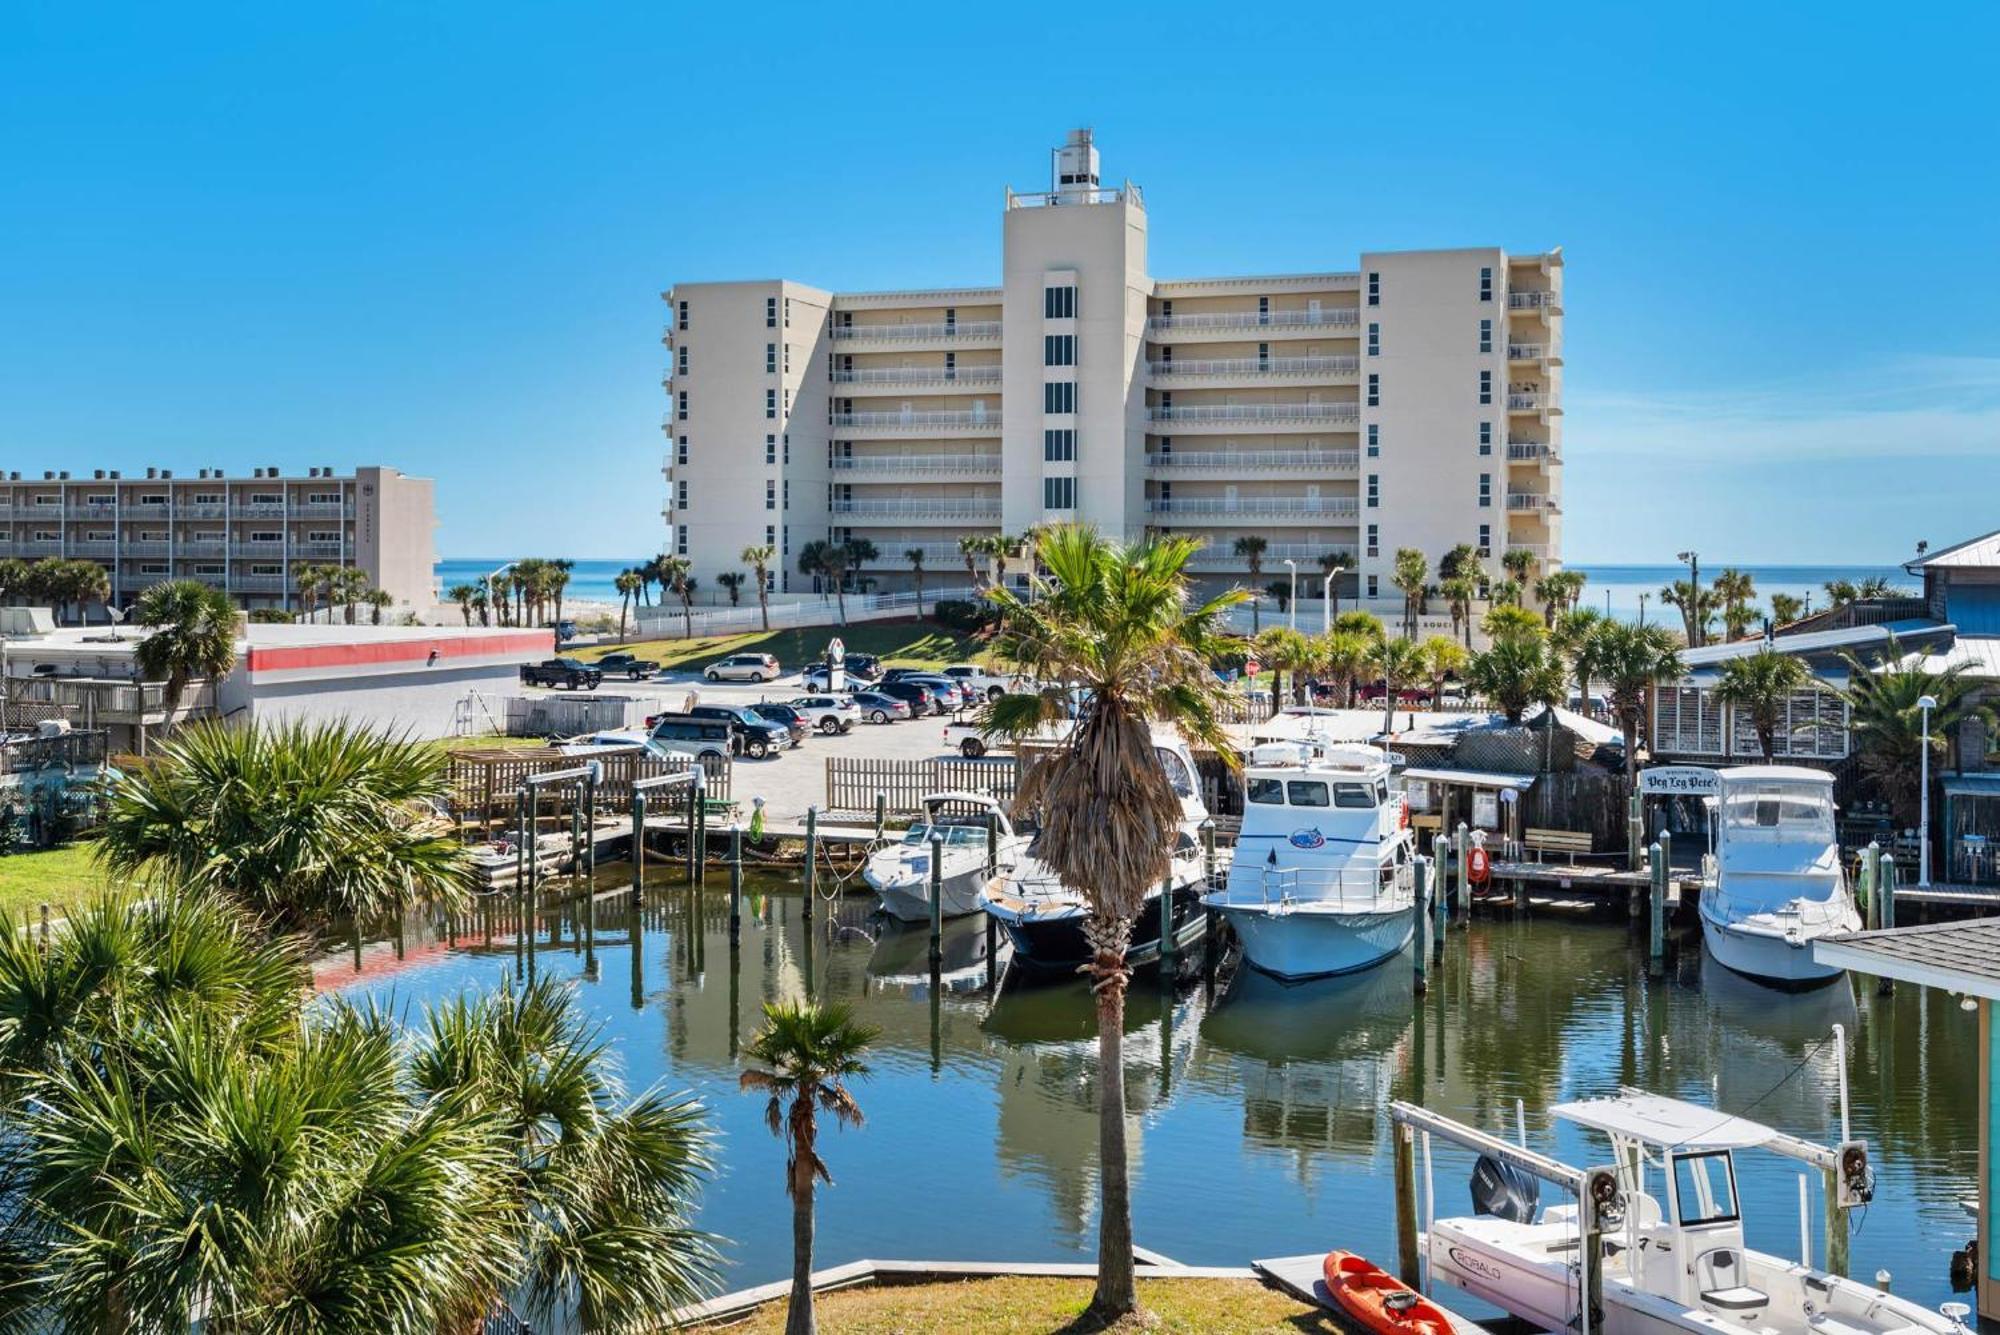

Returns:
1676,550,1700,647
1283,559,1297,632
1919,693,1938,887
1322,565,1344,635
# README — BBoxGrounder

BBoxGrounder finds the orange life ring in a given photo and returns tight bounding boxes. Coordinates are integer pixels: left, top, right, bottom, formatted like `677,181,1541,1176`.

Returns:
1467,845,1491,884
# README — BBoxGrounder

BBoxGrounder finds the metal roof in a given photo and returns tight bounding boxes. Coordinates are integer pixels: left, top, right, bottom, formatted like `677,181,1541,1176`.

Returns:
1897,634,2000,679
1552,1092,1777,1151
1908,530,2000,571
1813,921,2000,1000
1400,767,1538,790
1679,619,1943,668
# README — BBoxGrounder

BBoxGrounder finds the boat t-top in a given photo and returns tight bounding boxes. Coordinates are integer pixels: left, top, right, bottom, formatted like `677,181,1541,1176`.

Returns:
1408,1054,1962,1335
864,791,1026,923
1201,738,1416,980
1699,766,1859,988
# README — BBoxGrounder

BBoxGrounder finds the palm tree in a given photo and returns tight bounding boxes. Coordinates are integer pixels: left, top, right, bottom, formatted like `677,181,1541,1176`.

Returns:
797,541,854,625
1391,548,1428,639
548,557,575,625
447,582,480,626
70,559,111,623
1490,578,1523,608
1501,546,1538,590
1714,648,1812,761
989,534,1015,592
904,547,928,613
1440,575,1480,647
742,544,776,631
1369,634,1426,737
471,585,491,627
614,568,643,639
1319,630,1375,708
717,570,746,608
132,578,237,712
98,718,475,929
1234,535,1269,631
958,534,987,591
1468,633,1566,724
1595,621,1685,788
1482,602,1544,644
0,557,29,604
1420,634,1469,711
843,537,880,597
1552,608,1608,711
739,1000,878,1335
982,525,1244,1322
1826,637,1996,823
660,556,696,638
1532,575,1565,626
1256,625,1312,713
1770,592,1806,626
1317,549,1352,619
1264,580,1293,619
1660,578,1715,647
366,586,394,625
338,564,371,624
1333,609,1386,641
1712,568,1758,641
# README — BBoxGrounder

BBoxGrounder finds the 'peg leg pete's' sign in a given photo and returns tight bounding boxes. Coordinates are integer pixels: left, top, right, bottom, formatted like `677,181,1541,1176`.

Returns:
1637,765,1720,797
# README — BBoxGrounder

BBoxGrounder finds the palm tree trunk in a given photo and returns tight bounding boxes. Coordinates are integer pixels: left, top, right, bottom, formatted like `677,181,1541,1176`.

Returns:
1382,681,1396,739
618,596,629,641
787,1180,816,1335
914,568,925,615
681,597,693,640
758,579,771,632
1089,934,1137,1320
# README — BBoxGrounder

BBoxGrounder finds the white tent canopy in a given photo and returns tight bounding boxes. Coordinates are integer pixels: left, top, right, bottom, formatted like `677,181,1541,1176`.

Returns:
1551,1092,1778,1151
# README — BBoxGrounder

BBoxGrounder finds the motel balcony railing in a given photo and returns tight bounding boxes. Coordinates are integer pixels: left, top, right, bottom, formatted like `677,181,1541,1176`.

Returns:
829,454,1001,475
831,410,1000,430
1507,290,1558,311
1144,448,1359,472
1507,392,1550,411
1147,308,1360,333
1145,496,1361,518
1507,343,1550,361
1506,492,1559,512
1186,541,1342,569
829,366,1002,386
830,499,1001,520
1506,442,1559,463
828,321,1003,342
1147,355,1359,378
1147,402,1360,425
1006,184,1143,209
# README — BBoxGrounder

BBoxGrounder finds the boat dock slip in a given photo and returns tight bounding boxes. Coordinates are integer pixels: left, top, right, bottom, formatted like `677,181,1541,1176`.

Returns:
1487,859,1699,904
1253,1255,1494,1335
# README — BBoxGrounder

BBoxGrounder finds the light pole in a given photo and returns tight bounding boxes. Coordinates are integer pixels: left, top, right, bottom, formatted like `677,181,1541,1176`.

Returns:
1322,565,1344,634
1283,559,1297,632
1918,693,1937,886
1676,550,1700,647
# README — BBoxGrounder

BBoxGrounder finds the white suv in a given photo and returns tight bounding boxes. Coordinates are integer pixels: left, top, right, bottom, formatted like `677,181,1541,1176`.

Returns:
940,663,1029,701
704,652,781,683
786,695,859,735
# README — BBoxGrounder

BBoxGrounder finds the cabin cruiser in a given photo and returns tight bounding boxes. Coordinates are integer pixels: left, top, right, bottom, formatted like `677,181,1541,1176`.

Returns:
1201,739,1415,980
978,736,1211,980
1421,1082,1959,1335
864,792,1027,923
1698,767,1859,988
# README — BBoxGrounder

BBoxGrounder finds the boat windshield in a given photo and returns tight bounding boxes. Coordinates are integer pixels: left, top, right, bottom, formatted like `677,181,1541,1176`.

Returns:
900,824,989,849
1671,1150,1740,1226
1247,777,1386,808
1721,782,1833,838
1155,746,1196,798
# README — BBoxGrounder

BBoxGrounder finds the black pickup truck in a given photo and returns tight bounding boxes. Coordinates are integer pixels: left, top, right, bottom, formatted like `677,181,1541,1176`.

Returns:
520,657,603,690
593,652,660,680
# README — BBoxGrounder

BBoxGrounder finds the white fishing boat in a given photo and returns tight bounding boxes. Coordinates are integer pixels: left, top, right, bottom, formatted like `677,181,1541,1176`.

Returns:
1200,738,1415,980
1411,1059,1963,1335
865,792,1027,923
1698,767,1859,989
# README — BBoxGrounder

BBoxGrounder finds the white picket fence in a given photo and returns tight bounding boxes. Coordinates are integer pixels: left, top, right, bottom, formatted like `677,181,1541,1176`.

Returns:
633,585,981,639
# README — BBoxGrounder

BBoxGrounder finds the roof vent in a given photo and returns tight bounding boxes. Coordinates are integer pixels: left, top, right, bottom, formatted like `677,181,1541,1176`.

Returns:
146,468,158,479
109,470,120,479
57,471,69,480
93,469,105,480
160,469,172,479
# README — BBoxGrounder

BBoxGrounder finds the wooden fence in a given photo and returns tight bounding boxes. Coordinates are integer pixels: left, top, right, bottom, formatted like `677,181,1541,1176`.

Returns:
447,746,730,831
824,755,1018,816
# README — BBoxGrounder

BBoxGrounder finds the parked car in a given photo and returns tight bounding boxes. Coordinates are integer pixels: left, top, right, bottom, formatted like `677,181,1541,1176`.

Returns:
850,690,913,724
785,695,860,735
939,663,1028,701
558,731,698,766
801,658,881,690
704,652,781,683
890,673,971,710
520,658,602,691
649,705,788,758
747,702,811,746
645,715,735,762
594,652,660,680
946,710,1072,757
872,680,939,717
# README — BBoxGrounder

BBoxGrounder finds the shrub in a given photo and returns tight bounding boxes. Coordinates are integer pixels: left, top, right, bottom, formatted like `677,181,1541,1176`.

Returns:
931,599,992,632
247,608,295,623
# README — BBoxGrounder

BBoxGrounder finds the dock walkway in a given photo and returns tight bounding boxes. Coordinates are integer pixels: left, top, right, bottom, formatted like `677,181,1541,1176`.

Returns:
1253,1254,1492,1335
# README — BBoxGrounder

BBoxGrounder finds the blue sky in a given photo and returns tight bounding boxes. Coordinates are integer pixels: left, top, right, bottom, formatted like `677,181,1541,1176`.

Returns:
4,2,1995,563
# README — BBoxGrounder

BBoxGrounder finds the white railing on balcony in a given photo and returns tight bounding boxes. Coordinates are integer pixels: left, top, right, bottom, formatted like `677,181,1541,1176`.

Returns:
1506,492,1556,511
68,541,116,557
1506,343,1547,361
1507,392,1548,411
856,543,990,566
829,454,1001,475
1506,443,1557,462
830,499,1001,519
1148,402,1359,424
1503,543,1551,561
1507,290,1557,310
1145,448,1359,471
291,503,351,518
177,503,228,518
1147,355,1359,378
1146,497,1361,518
231,504,289,518
1147,308,1359,333
829,321,1002,342
829,366,1002,386
64,506,119,519
119,541,170,557
1186,541,1346,568
232,575,290,592
176,541,226,556
831,410,1000,430
15,542,61,556
290,542,345,557
1006,185,1141,209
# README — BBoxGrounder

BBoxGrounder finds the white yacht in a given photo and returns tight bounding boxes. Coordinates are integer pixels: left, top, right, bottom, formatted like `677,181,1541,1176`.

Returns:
1698,766,1859,988
1424,1086,1960,1335
1201,739,1416,980
865,792,1027,923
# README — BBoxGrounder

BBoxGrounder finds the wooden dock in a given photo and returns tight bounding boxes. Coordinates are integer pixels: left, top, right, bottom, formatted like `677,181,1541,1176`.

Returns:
1485,859,1699,908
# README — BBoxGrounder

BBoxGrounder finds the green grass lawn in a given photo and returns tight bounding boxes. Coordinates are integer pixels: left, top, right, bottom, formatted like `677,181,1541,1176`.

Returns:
572,617,989,674
696,1277,1336,1333
0,841,119,921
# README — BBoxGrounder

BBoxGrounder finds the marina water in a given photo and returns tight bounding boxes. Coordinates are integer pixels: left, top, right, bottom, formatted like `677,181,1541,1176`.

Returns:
331,873,1977,1311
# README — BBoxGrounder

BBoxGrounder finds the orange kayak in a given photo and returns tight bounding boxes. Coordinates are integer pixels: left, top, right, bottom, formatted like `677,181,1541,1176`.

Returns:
1321,1250,1453,1335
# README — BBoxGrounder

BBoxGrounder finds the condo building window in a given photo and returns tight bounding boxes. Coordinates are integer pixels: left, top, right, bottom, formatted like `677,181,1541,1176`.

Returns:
194,492,222,505
1479,319,1492,353
676,436,689,466
1043,476,1076,510
1160,300,1173,321
1367,425,1380,458
766,434,777,465
307,491,340,505
1478,371,1492,405
766,297,776,328
783,434,790,464
1479,268,1492,302
784,344,791,374
678,300,689,331
1366,374,1379,408
1366,474,1379,508
678,346,689,377
766,525,775,546
1478,473,1492,507
781,524,789,556
784,298,792,329
765,480,775,511
783,480,790,510
765,389,776,419
33,496,57,506
251,492,281,505
194,563,222,575
250,530,280,543
1044,381,1076,414
1478,524,1491,557
783,389,791,413
1044,286,1077,319
676,525,688,556
1044,334,1075,367
1479,422,1492,455
1367,323,1380,357
33,530,57,542
677,481,688,510
677,391,689,421
1044,429,1076,462
1366,524,1379,557
140,562,168,575
1367,272,1380,306
308,531,339,543
1367,574,1380,599
250,563,282,577
1258,296,1270,325
766,344,776,373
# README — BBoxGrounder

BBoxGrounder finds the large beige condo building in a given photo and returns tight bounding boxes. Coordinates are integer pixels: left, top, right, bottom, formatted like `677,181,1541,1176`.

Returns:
0,464,437,619
660,131,1562,609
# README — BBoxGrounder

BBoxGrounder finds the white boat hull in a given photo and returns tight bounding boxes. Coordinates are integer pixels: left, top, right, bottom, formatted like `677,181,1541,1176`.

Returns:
870,860,992,922
1699,905,1853,988
1210,900,1413,979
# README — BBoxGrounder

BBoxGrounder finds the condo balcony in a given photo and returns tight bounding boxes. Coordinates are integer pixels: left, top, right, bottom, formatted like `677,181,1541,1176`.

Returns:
831,409,1000,434
829,454,1002,477
828,366,1003,389
1506,290,1560,313
1145,496,1361,521
1185,540,1346,570
1502,542,1552,562
830,498,1002,521
176,540,226,557
1505,491,1560,513
1506,390,1559,414
1006,184,1143,209
854,540,992,567
1146,355,1360,381
67,540,116,557
14,542,62,557
1146,309,1359,334
828,320,1003,344
1506,342,1562,365
1144,447,1360,474
1147,402,1359,429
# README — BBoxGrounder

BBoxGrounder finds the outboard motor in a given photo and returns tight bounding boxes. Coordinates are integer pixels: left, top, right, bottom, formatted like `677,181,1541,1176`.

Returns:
1471,1153,1541,1224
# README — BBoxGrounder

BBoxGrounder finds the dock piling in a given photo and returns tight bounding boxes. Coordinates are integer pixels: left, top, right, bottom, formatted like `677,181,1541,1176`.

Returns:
684,773,698,884
1453,823,1469,919
1824,1164,1850,1277
1413,857,1429,994
728,824,743,946
695,772,708,889
1628,788,1644,871
1393,1121,1421,1288
1158,869,1176,975
928,832,944,971
1647,838,1666,978
1877,855,1896,995
632,790,647,892
873,792,886,842
803,807,819,923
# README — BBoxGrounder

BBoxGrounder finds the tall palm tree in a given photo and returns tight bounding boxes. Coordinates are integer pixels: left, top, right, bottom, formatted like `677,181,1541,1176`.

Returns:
614,568,642,639
904,547,928,613
98,718,474,929
1317,549,1352,619
739,1001,878,1335
0,557,30,604
958,534,986,592
132,577,237,711
1552,607,1608,710
742,544,776,631
1826,637,1995,823
1333,609,1386,641
471,584,491,627
1660,578,1714,647
70,559,111,624
983,525,1244,1322
1369,634,1426,737
988,534,1015,591
1255,625,1311,714
1420,634,1469,710
1714,648,1812,761
1233,535,1269,632
447,582,480,626
548,557,575,625
797,541,853,625
659,556,696,638
1440,576,1479,647
1770,592,1806,626
1391,547,1428,639
1482,602,1543,644
717,570,746,608
1501,545,1538,590
1490,578,1523,608
843,537,880,597
339,564,371,624
1468,633,1566,724
1595,621,1685,788
366,586,394,625
1319,630,1375,708
1712,567,1758,641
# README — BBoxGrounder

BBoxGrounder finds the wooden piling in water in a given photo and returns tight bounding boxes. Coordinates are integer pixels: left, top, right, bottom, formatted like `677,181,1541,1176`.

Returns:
1877,855,1896,995
873,792,886,841
684,775,699,884
1823,1165,1849,1278
1393,1121,1420,1288
1648,836,1666,978
1413,858,1429,995
728,824,743,945
1453,823,1469,919
803,807,819,922
928,832,944,971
